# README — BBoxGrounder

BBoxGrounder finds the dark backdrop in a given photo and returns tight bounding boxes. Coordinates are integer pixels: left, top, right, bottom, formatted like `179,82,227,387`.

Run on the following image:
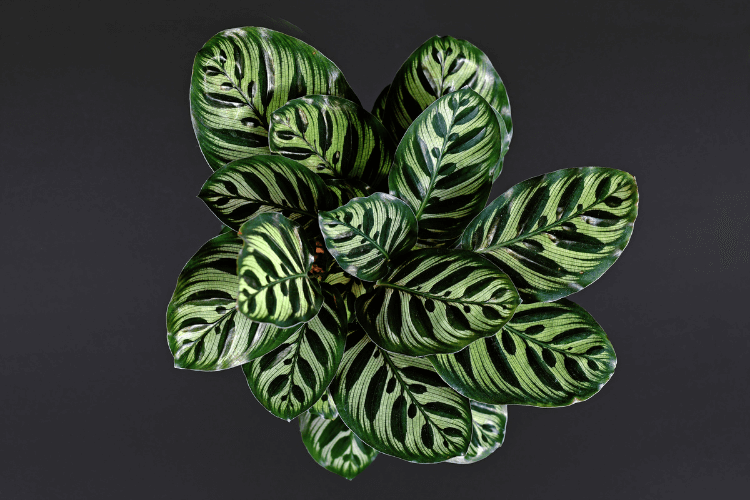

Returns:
2,0,748,498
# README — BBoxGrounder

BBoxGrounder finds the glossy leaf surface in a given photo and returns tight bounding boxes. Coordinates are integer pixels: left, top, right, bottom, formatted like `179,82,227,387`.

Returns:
357,249,520,356
243,284,347,420
319,193,418,281
300,412,378,480
447,402,507,464
389,89,502,246
190,27,359,170
381,35,511,141
371,84,390,122
269,95,394,186
237,213,322,327
461,167,638,302
330,329,472,463
166,232,299,371
431,300,617,407
309,390,339,420
200,155,332,231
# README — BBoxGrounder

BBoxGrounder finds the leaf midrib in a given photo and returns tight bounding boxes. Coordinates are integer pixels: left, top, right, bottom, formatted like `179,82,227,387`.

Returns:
329,219,389,259
377,282,510,307
244,273,309,293
504,323,605,360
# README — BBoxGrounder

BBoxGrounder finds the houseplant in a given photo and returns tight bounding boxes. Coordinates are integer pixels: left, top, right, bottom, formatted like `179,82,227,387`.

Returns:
167,27,638,479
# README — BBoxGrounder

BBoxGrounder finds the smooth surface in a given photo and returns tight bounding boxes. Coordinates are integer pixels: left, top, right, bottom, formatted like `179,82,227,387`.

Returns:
1,0,748,497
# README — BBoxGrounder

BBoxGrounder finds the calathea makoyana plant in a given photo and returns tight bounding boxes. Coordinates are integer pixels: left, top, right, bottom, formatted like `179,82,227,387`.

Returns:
167,27,639,479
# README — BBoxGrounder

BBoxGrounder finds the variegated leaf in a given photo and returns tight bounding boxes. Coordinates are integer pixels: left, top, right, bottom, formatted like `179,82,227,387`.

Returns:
381,35,511,141
324,265,373,325
323,178,372,208
356,249,520,357
389,89,502,247
166,232,299,371
371,84,390,122
237,213,322,327
190,27,359,170
447,402,507,464
430,300,617,407
309,390,339,420
199,155,333,232
269,95,395,187
319,193,418,282
242,283,347,420
299,412,377,480
330,328,472,463
490,107,511,182
461,167,639,302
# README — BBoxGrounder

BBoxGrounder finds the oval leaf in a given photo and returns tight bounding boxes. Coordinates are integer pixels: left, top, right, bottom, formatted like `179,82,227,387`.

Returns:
447,402,507,464
309,390,339,420
330,328,472,463
389,89,502,246
199,155,333,231
381,35,511,141
430,299,617,407
319,193,418,281
190,27,360,170
299,412,377,480
371,84,390,123
243,284,347,420
461,167,639,302
237,213,322,327
356,249,520,356
269,95,395,187
166,232,300,371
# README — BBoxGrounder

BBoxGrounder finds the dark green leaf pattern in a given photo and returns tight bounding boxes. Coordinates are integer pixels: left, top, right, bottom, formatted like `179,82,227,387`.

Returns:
309,390,339,420
371,84,390,122
447,402,507,464
190,27,360,170
323,178,372,208
430,300,617,407
461,167,639,302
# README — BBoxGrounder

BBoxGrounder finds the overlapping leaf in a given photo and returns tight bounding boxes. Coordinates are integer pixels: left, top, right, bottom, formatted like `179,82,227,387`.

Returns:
371,84,390,123
356,249,520,356
166,232,299,371
389,89,502,246
447,402,507,464
319,193,418,281
190,27,360,170
269,95,395,186
200,155,333,232
323,178,372,208
243,284,347,420
461,167,639,302
309,390,339,420
381,35,511,141
330,328,472,463
300,412,378,480
237,213,322,327
324,266,373,324
430,300,617,407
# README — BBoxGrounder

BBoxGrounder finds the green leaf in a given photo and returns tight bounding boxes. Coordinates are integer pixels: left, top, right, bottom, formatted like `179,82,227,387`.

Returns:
430,299,617,407
490,107,511,182
325,266,373,324
381,35,511,141
166,232,300,371
199,155,333,232
371,84,390,122
242,283,347,420
323,178,372,208
269,95,395,187
356,249,520,356
299,412,378,480
389,88,502,247
330,328,472,463
461,167,639,302
190,27,360,171
237,213,322,327
447,402,507,464
309,390,339,420
319,193,418,282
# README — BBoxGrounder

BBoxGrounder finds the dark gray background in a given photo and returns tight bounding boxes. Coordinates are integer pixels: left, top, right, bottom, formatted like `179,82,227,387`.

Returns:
2,0,748,497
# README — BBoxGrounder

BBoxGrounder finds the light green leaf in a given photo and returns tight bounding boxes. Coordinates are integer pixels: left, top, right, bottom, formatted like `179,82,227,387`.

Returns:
490,107,511,182
330,328,472,463
461,167,639,302
190,27,360,171
299,412,377,480
309,390,339,420
371,84,390,122
447,402,507,464
319,193,418,282
323,178,372,208
325,266,373,324
430,300,617,407
381,35,511,141
166,232,299,371
242,283,347,420
356,249,519,356
199,155,333,232
389,89,502,247
237,213,322,327
269,95,395,187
